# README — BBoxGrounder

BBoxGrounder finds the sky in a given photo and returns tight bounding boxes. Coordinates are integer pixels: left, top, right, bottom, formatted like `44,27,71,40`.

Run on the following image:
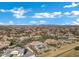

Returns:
0,2,79,25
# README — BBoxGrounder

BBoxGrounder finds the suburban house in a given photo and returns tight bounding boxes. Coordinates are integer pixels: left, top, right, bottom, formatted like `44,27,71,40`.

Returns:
25,41,48,54
2,47,35,57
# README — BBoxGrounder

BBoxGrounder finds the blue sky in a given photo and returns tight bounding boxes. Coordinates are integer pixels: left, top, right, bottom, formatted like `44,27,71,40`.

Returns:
0,2,79,25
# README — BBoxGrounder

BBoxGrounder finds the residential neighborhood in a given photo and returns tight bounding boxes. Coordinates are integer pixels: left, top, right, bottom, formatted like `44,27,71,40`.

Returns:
0,25,79,57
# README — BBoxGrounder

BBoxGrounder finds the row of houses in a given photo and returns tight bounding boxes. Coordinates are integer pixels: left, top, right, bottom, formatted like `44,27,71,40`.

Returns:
0,36,78,57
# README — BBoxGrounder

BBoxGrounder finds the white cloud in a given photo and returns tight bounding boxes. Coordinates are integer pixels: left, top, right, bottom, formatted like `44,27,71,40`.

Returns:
32,11,79,18
39,20,47,24
0,22,4,25
32,13,51,18
32,12,62,18
64,2,79,8
63,12,71,16
72,19,79,25
63,11,79,18
52,12,62,17
73,21,79,25
9,21,14,25
30,21,37,24
30,20,47,25
9,7,26,19
41,4,46,7
0,7,31,19
0,21,15,25
76,19,79,22
65,19,79,25
71,11,79,16
0,9,8,12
